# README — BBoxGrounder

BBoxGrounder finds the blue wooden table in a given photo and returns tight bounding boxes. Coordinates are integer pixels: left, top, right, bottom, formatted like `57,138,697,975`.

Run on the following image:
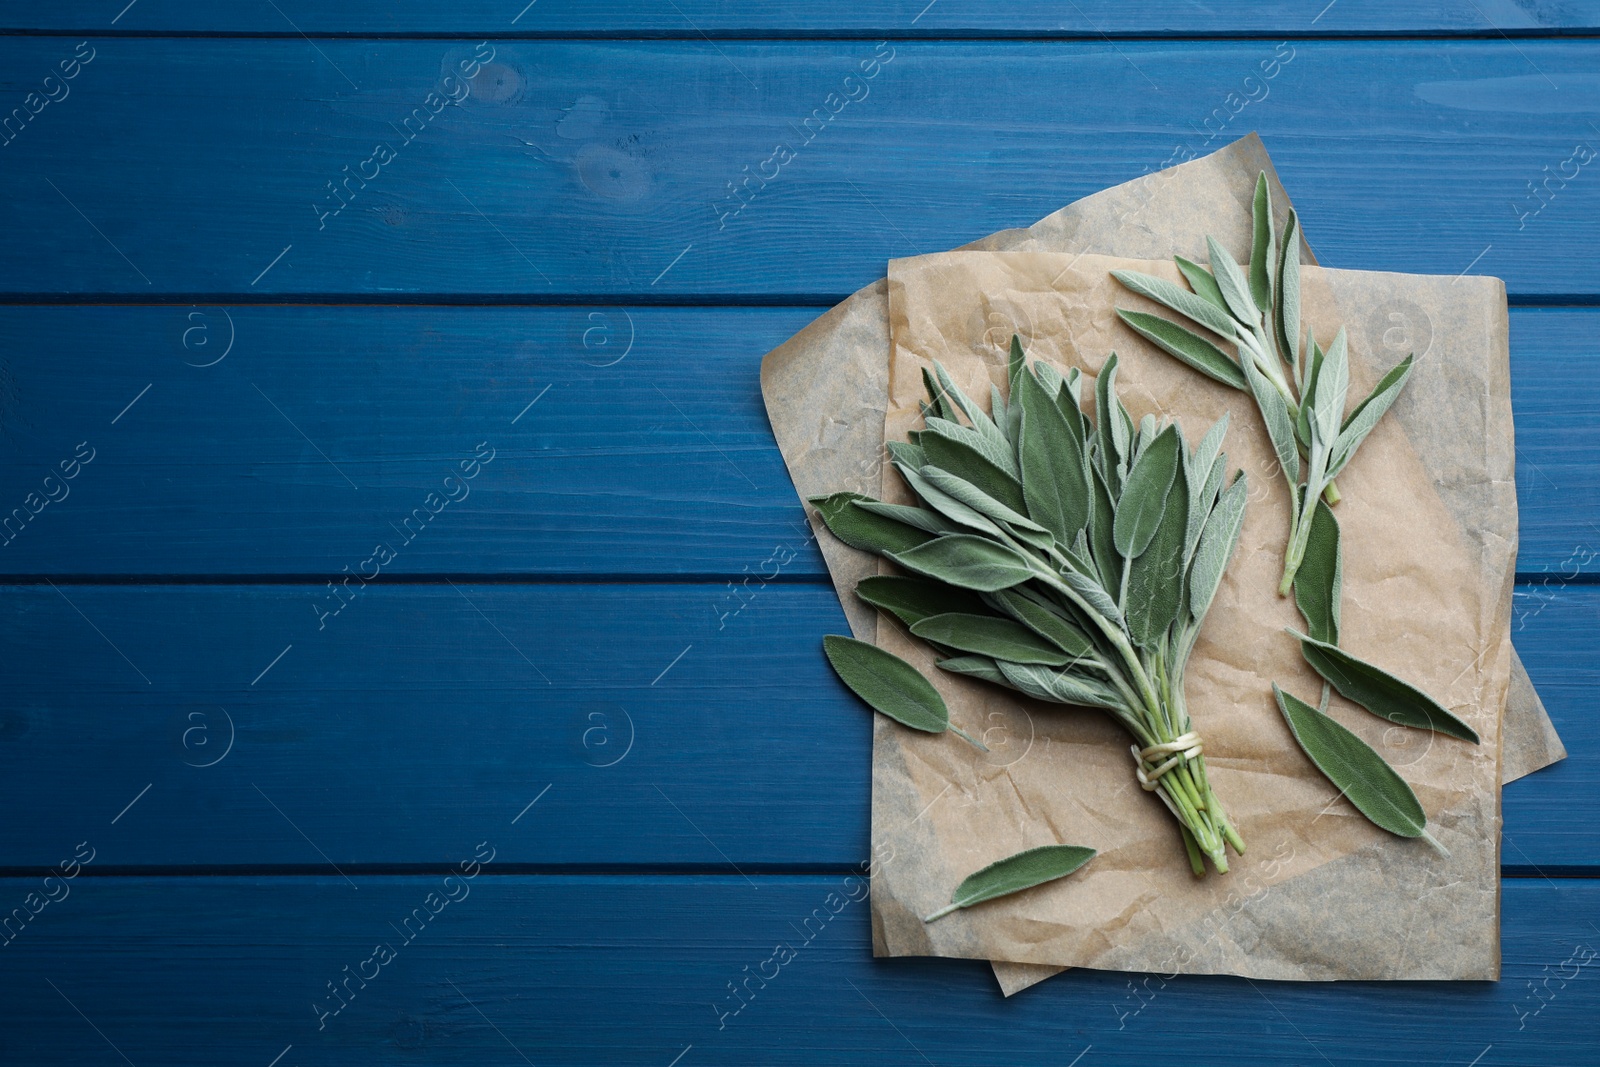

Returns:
1,5,1597,1064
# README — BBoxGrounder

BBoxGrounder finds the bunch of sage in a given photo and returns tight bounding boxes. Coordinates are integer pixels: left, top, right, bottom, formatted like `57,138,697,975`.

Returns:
814,340,1249,875
1111,172,1478,848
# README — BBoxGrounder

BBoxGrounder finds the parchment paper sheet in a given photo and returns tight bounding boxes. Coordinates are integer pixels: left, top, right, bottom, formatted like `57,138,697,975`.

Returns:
756,136,1561,991
871,251,1509,982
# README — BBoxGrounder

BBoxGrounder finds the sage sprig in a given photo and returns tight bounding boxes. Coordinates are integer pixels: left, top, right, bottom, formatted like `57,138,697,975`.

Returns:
1111,172,1413,597
812,339,1250,874
924,844,1096,923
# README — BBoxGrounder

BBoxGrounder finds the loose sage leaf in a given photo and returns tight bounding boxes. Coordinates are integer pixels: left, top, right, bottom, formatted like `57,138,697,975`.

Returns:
1293,632,1480,743
1125,462,1189,644
912,613,1077,667
855,575,990,628
1174,255,1227,310
937,654,1008,685
1293,497,1342,644
809,492,932,557
1018,366,1092,543
924,845,1097,922
1113,424,1180,558
989,588,1095,658
1276,208,1302,370
1249,172,1276,314
1206,235,1260,329
822,635,949,734
888,534,1036,592
1116,309,1248,392
1111,269,1240,340
1329,355,1414,480
1187,473,1248,622
1241,357,1300,483
1274,685,1428,839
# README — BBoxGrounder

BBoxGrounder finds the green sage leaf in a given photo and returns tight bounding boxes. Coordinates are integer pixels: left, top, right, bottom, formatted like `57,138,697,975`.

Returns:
1329,355,1414,480
1087,465,1123,594
924,845,1097,922
1113,311,1246,403
1274,685,1428,839
1241,356,1300,483
1018,365,1092,544
886,439,925,471
912,613,1077,667
1276,208,1301,371
1093,353,1130,492
1112,424,1180,558
854,500,962,537
822,634,948,734
888,534,1036,593
989,588,1096,658
1293,632,1480,743
932,362,1012,461
809,493,932,557
921,366,957,422
1206,234,1260,329
1311,326,1350,452
918,466,1052,545
937,655,1007,685
922,416,1023,487
1174,254,1227,311
1249,172,1276,314
1008,335,1027,404
1111,269,1239,340
1293,497,1342,644
895,464,1005,540
1188,472,1247,623
1126,460,1189,644
855,575,990,628
997,660,1120,708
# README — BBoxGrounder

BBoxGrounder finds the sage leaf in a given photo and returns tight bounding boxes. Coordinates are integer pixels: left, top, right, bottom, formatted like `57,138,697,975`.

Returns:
1330,355,1414,479
1174,255,1227,310
886,439,925,471
922,416,1023,486
1113,424,1180,559
822,634,948,734
1249,172,1276,314
923,845,1097,922
997,660,1120,708
912,613,1077,667
1116,309,1248,392
1311,326,1350,451
1292,498,1342,644
1008,335,1027,405
1292,632,1480,743
895,464,1005,540
1274,685,1428,839
1018,366,1092,543
937,654,1008,685
1188,473,1247,622
809,493,932,557
855,575,990,628
1276,208,1301,370
888,534,1036,592
918,466,1052,544
1087,466,1123,593
932,362,1011,460
854,500,962,537
1112,269,1239,341
1241,357,1300,483
1206,235,1259,329
921,366,957,423
1126,466,1188,645
990,587,1096,658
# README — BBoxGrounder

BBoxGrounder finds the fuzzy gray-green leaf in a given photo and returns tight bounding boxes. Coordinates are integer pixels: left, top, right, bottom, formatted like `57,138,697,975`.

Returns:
921,366,957,422
989,588,1096,658
1294,632,1480,743
932,362,1012,461
1087,466,1123,593
822,635,950,734
1113,424,1180,558
1311,327,1350,452
922,416,1023,488
1116,310,1248,392
809,493,932,557
1112,269,1240,340
1249,173,1276,313
918,466,1052,546
1274,685,1428,839
1329,355,1414,480
1241,357,1300,483
854,500,962,538
1206,235,1260,329
997,660,1121,708
1018,366,1092,544
1276,208,1302,371
937,655,1008,685
1126,462,1189,644
888,534,1036,593
1292,498,1342,644
1174,255,1227,311
924,845,1097,922
912,613,1077,667
1187,472,1247,624
855,575,990,628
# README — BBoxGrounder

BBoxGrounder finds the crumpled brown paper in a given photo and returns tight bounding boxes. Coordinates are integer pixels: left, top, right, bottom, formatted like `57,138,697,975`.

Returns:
871,250,1508,982
757,135,1561,990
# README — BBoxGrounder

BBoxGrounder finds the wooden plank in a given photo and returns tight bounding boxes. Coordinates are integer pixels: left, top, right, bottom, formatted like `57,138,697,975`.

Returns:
0,40,1596,297
0,304,1588,576
0,873,1594,1064
0,581,1590,871
0,1,1591,35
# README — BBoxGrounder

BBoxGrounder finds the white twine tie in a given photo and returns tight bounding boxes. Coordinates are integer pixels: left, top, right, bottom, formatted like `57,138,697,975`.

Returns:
1130,731,1203,791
